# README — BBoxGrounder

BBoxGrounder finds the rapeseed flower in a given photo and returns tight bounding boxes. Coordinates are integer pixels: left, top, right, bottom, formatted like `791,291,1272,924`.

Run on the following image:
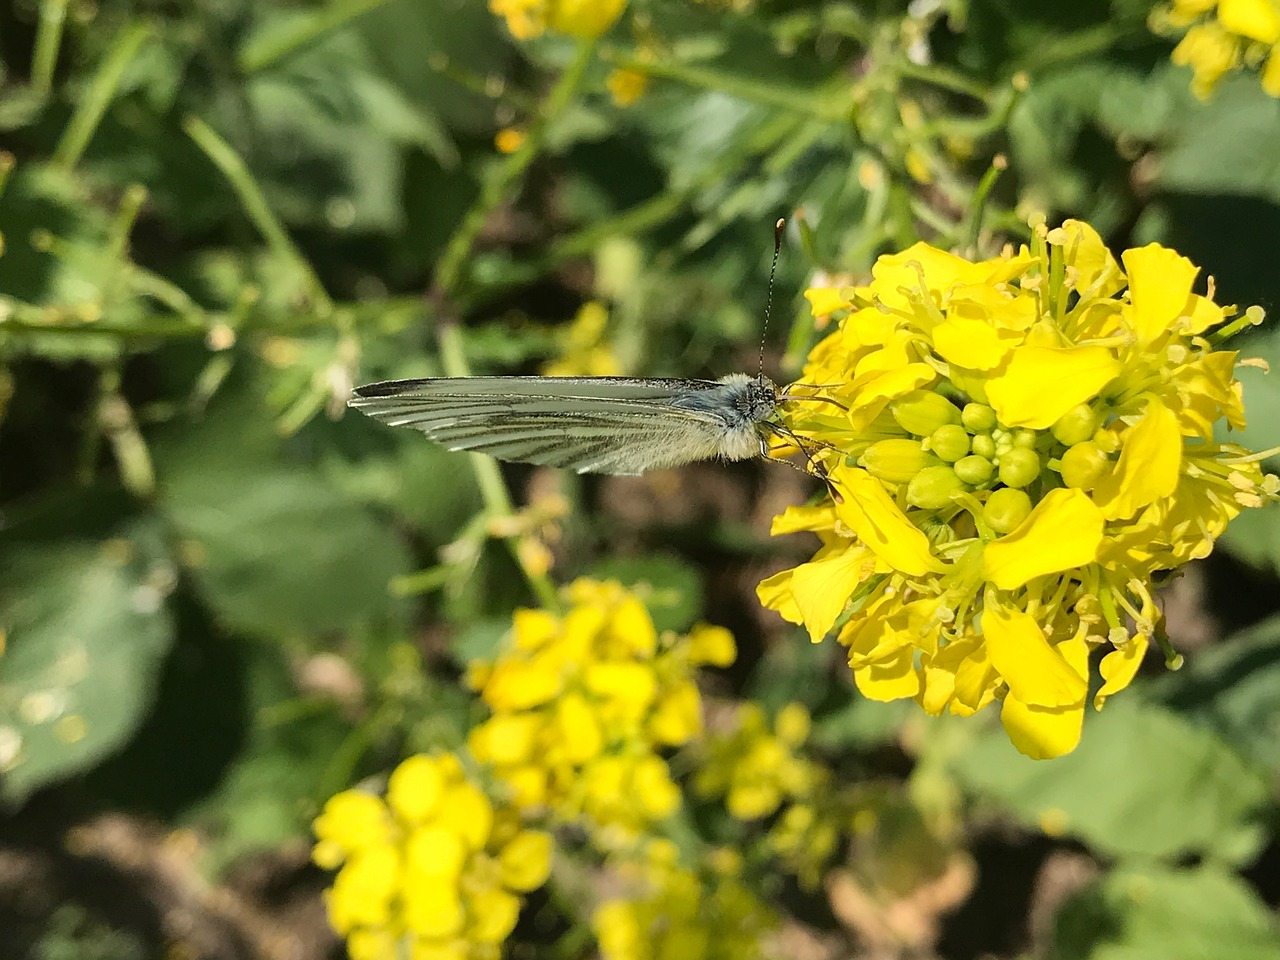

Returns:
490,0,627,40
593,840,777,960
763,219,1276,759
1152,0,1280,97
467,578,735,843
312,752,553,960
693,702,824,819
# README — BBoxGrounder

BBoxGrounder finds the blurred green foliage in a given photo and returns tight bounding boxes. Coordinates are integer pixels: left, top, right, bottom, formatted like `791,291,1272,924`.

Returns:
2,0,1280,958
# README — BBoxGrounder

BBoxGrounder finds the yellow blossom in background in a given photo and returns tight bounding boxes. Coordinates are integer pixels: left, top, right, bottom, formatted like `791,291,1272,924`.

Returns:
543,301,624,377
593,840,777,960
490,0,627,41
693,702,825,819
467,579,736,844
1152,0,1280,97
607,68,649,107
494,127,526,154
765,219,1277,759
313,753,553,960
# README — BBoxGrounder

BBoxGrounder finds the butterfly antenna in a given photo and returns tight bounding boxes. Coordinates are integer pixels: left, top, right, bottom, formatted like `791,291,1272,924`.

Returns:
758,217,785,384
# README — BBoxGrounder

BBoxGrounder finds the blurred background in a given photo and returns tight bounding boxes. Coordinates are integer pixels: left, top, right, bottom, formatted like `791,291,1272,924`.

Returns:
2,0,1280,958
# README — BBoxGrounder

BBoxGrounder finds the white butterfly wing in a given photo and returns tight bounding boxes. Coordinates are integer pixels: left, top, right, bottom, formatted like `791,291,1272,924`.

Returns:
348,376,740,475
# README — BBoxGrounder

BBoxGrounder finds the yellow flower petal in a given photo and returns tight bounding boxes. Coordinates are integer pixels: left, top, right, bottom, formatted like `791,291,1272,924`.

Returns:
756,567,803,625
402,875,464,938
871,242,992,307
852,646,920,701
788,546,874,642
499,830,554,891
932,314,1021,370
1056,219,1126,297
1095,635,1148,709
983,601,1087,708
1121,244,1199,346
986,343,1121,429
388,755,445,823
804,287,854,316
1092,397,1182,520
1219,0,1280,43
999,634,1089,759
982,488,1105,590
833,465,945,576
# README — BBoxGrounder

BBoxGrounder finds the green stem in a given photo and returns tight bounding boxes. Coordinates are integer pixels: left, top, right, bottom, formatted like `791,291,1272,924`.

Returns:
52,22,151,169
434,39,597,297
602,50,852,123
896,60,993,102
437,322,560,611
238,0,393,73
184,114,334,315
31,0,69,97
963,156,1006,252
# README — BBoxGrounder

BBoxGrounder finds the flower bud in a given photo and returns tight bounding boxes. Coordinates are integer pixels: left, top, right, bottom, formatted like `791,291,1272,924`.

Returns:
971,434,996,459
961,402,997,433
1052,403,1101,447
997,447,1040,488
1058,440,1109,490
906,465,967,509
983,487,1033,534
954,454,995,485
891,391,961,437
930,424,971,462
1013,429,1038,449
861,439,939,483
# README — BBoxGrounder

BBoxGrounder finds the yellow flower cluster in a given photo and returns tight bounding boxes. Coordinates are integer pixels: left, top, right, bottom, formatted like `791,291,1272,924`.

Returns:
467,579,736,843
542,301,624,377
593,841,777,960
1153,0,1280,97
490,0,627,40
765,219,1276,759
312,753,553,960
693,702,823,819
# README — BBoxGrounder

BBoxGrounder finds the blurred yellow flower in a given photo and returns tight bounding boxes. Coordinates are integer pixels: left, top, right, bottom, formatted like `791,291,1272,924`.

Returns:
313,753,552,959
765,219,1277,758
494,127,526,154
593,840,777,960
490,0,627,40
607,68,649,107
693,702,825,819
468,579,736,844
543,301,624,377
1154,0,1280,96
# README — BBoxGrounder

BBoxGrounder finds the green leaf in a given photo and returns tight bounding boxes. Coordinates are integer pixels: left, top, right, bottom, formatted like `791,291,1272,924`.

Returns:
0,514,176,806
951,698,1269,863
1154,615,1280,774
1052,864,1280,960
153,387,413,639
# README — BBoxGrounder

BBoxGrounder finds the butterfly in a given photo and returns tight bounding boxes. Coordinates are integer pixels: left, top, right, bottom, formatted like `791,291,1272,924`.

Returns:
347,372,787,475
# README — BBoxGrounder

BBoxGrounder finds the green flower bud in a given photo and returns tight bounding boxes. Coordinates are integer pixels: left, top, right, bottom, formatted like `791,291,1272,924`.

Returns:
930,423,971,463
906,465,967,509
1058,440,1109,490
891,391,961,437
971,434,996,460
861,439,938,483
1013,429,1038,449
1052,403,1101,447
983,487,1032,534
961,402,997,433
954,454,995,485
997,447,1040,488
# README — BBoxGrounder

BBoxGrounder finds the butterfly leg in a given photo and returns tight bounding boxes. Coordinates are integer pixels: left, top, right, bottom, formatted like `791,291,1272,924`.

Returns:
758,424,844,504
